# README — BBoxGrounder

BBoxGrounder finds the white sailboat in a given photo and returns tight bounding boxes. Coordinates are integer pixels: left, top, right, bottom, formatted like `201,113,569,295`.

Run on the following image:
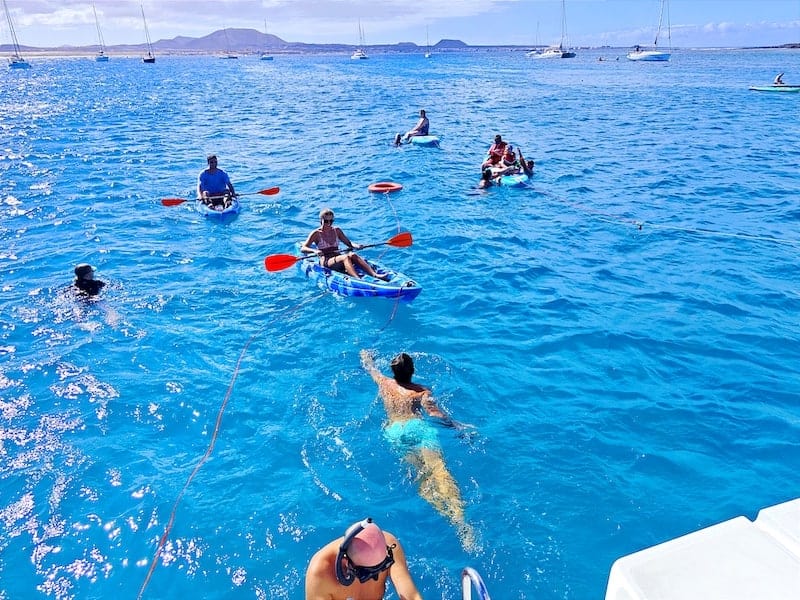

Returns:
3,0,30,69
260,19,273,60
424,26,431,59
533,0,575,59
351,20,368,59
140,4,155,63
92,3,109,62
220,28,237,59
627,0,671,61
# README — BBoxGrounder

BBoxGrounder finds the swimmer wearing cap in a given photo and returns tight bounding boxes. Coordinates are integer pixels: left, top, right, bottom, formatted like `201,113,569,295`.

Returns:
305,518,421,600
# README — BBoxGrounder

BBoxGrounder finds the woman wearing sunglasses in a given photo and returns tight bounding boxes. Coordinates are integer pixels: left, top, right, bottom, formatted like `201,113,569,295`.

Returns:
301,208,389,280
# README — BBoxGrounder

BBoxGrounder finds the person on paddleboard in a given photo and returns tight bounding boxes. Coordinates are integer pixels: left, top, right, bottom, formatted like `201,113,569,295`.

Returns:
301,209,389,280
197,154,237,209
395,109,429,145
481,133,507,169
774,72,785,86
305,518,421,600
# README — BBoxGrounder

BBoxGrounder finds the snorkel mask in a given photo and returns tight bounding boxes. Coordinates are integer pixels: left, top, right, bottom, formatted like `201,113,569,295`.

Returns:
335,518,396,586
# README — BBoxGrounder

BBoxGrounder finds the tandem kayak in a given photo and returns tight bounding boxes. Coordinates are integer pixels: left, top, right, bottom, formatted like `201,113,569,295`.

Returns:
298,258,421,301
195,198,241,218
409,135,440,147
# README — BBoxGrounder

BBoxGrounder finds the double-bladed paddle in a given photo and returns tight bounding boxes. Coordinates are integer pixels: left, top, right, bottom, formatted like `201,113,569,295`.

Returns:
264,231,413,272
161,187,280,206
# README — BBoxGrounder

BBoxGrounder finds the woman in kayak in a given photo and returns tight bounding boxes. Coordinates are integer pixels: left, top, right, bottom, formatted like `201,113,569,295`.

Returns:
301,209,389,280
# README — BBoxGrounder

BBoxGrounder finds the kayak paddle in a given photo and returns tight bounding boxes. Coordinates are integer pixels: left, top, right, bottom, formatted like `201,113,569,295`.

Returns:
161,186,280,206
264,231,413,272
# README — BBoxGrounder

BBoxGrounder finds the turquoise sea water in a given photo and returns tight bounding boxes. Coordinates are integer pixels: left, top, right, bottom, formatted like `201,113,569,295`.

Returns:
2,48,799,599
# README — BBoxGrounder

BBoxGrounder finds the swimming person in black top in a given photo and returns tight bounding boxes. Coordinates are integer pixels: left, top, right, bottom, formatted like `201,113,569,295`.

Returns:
74,263,106,297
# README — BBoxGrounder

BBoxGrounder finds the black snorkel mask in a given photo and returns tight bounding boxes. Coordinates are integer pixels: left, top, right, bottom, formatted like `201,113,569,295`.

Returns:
335,517,396,586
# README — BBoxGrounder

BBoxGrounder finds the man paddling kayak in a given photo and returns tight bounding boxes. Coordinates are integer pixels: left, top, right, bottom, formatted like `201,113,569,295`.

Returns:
197,154,237,209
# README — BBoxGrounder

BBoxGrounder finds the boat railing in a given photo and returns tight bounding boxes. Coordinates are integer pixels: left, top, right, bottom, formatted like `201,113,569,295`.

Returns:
461,567,492,600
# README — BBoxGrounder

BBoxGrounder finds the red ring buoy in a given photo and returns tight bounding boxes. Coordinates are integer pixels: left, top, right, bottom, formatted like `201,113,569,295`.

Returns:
368,181,403,193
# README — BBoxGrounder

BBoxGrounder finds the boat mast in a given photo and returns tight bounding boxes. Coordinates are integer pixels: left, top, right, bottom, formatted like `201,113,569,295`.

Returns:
3,0,23,57
141,4,153,57
560,0,569,51
93,3,106,54
654,0,665,48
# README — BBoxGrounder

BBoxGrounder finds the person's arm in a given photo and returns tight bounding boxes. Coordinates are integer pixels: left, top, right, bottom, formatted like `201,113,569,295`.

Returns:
226,173,236,196
300,231,320,254
384,533,423,600
304,546,338,600
197,172,206,199
336,228,361,250
360,349,384,384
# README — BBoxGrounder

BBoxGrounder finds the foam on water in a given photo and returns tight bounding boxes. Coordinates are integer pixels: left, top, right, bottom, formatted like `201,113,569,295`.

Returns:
1,50,799,598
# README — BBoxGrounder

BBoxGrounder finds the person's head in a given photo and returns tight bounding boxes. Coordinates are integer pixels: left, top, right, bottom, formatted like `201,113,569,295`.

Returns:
390,352,414,384
206,154,218,168
526,160,534,170
494,134,502,144
481,169,493,181
505,145,515,157
74,263,95,280
319,208,334,226
335,519,395,586
419,109,426,117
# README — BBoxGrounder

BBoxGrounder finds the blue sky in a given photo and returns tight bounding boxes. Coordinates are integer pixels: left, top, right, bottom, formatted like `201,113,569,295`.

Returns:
5,1,800,49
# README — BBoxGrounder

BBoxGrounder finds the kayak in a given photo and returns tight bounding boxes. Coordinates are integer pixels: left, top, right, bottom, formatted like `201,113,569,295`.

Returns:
298,257,422,301
499,173,531,187
195,198,241,218
748,85,800,93
409,135,440,147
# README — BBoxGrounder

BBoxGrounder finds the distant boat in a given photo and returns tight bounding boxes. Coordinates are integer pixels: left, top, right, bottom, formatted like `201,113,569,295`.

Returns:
92,3,109,62
260,19,273,60
140,4,155,63
627,0,671,61
351,20,368,59
749,85,800,93
532,0,575,59
220,28,238,59
3,0,30,69
424,26,431,59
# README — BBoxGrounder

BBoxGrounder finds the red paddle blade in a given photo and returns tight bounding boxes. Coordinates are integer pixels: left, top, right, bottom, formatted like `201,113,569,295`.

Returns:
265,254,302,272
161,198,188,206
387,232,413,247
258,187,280,196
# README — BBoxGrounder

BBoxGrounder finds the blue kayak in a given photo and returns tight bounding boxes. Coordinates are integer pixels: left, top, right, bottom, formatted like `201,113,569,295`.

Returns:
298,257,421,301
409,135,440,147
499,173,531,187
195,198,241,218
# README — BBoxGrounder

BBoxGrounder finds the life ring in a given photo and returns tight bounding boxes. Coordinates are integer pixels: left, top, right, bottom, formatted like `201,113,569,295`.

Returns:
368,181,403,193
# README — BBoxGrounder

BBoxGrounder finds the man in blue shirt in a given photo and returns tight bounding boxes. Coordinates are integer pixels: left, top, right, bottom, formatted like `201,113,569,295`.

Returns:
197,154,237,209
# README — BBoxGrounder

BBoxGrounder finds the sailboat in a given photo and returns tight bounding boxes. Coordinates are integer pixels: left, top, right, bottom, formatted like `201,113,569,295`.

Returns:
533,0,575,59
351,20,368,59
260,19,273,60
220,28,238,59
140,4,155,63
627,0,671,61
3,0,30,69
424,26,431,59
92,3,109,62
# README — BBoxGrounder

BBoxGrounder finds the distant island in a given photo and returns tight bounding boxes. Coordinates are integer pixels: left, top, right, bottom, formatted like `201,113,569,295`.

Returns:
2,28,478,56
3,28,798,56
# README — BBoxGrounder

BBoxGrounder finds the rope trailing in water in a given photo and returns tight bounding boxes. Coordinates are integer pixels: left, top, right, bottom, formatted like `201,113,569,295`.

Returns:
137,292,324,599
537,188,800,248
